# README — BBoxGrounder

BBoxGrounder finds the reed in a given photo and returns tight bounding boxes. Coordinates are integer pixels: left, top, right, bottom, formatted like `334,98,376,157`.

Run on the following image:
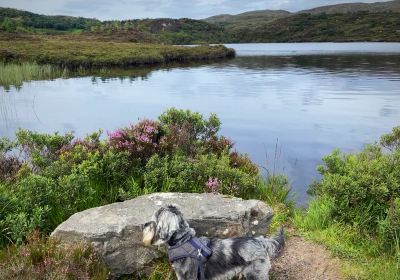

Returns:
0,62,67,90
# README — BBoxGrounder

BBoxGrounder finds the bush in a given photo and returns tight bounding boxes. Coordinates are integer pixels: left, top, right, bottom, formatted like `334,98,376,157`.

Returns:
0,108,296,280
310,126,400,253
0,108,290,248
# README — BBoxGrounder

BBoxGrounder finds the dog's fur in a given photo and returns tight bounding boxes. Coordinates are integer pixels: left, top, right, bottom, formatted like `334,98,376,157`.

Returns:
142,205,284,280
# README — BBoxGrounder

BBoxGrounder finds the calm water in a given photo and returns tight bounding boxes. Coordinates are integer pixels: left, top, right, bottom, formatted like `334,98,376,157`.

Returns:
2,43,400,203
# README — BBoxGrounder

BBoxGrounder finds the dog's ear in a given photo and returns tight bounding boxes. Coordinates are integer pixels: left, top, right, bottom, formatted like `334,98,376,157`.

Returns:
165,204,183,216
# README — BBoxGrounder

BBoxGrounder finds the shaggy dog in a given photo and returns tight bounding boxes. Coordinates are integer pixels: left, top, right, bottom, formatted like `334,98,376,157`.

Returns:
142,205,284,280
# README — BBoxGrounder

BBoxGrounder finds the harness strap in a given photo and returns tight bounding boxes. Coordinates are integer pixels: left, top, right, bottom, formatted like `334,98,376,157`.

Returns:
168,237,212,280
189,238,212,258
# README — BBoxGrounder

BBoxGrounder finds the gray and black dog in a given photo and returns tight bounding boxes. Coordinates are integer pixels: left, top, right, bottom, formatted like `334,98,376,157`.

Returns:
142,205,284,280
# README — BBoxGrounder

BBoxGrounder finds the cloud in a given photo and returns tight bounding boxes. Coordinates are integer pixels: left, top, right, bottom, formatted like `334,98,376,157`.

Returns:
0,0,392,20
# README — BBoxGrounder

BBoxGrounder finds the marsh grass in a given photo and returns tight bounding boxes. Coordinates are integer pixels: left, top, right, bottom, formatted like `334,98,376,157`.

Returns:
0,57,231,90
0,62,67,90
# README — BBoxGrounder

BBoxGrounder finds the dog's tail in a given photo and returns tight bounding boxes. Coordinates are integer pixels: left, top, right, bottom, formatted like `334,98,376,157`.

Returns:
264,227,285,259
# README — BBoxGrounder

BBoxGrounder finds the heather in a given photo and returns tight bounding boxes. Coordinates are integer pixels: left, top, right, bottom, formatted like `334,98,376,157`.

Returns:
0,108,291,249
0,231,109,279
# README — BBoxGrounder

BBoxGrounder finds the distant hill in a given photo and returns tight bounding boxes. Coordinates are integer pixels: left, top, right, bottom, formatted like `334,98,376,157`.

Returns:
88,18,228,44
1,2,400,44
204,10,291,29
0,7,227,44
0,7,99,32
298,0,400,14
202,1,400,43
228,12,400,43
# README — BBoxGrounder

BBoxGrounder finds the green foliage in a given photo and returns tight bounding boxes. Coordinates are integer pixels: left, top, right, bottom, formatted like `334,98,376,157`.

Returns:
293,196,334,231
0,109,290,249
312,144,400,250
143,152,261,198
0,109,293,280
0,17,18,32
380,126,400,151
0,7,100,32
158,108,222,155
15,129,74,172
295,126,400,279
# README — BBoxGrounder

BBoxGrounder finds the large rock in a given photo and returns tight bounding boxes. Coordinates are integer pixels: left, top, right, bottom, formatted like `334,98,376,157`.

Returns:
51,192,274,276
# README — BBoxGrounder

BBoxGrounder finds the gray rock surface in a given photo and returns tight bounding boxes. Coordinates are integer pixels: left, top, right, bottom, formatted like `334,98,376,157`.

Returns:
51,192,274,276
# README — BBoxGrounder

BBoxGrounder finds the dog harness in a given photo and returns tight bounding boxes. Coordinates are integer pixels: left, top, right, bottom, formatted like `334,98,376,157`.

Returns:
168,238,212,280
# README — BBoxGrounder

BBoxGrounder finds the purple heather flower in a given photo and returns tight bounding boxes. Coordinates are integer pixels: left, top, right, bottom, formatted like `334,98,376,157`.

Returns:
205,177,220,194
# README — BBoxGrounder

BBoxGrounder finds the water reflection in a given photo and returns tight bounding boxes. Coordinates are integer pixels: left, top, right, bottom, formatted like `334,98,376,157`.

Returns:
1,46,400,204
223,55,400,78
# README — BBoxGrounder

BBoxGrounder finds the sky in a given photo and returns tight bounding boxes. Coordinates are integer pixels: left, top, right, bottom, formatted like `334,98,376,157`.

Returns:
0,0,393,20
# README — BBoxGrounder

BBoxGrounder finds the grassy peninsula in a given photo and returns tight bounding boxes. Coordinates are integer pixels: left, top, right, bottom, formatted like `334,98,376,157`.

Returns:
0,35,234,88
0,36,235,67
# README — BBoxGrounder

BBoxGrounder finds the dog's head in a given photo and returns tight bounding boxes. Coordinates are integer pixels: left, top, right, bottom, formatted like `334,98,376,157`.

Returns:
142,205,194,246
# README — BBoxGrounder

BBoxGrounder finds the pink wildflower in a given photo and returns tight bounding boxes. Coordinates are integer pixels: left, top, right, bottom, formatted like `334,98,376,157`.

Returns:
205,177,220,194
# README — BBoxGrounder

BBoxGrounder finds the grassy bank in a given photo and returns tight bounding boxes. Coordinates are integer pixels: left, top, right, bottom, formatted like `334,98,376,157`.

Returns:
294,126,400,279
294,200,399,279
0,37,235,67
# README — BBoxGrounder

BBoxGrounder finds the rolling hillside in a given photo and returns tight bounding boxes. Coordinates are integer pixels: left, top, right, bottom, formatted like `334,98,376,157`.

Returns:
1,1,400,43
299,0,400,14
204,10,291,30
228,12,400,43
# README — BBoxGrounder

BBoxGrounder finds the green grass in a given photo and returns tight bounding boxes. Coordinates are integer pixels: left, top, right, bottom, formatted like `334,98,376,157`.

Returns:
293,197,400,280
0,37,235,67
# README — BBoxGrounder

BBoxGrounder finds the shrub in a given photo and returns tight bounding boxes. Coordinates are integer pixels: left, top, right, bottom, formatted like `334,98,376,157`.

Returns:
158,108,221,156
144,154,200,193
0,154,22,182
108,119,162,163
15,129,74,172
0,109,296,279
0,108,291,249
310,126,400,253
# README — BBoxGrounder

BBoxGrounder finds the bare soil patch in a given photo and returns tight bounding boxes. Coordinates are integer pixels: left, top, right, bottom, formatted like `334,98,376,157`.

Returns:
271,233,343,280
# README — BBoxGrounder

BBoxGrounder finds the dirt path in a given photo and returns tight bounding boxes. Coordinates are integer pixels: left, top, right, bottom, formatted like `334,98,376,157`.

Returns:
271,233,343,280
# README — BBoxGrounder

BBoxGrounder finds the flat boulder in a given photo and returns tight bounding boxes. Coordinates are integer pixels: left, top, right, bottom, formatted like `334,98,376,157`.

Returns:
51,192,274,276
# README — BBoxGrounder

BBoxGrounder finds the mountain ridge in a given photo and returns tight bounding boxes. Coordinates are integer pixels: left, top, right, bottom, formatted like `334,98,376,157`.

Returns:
203,0,400,24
